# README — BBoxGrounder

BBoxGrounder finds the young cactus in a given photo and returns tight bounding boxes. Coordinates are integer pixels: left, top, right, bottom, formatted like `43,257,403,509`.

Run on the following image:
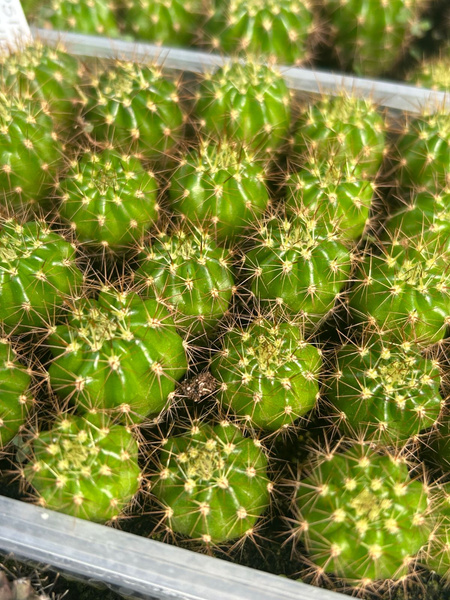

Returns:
22,412,141,522
57,149,159,252
205,0,315,66
0,220,83,333
47,287,188,423
0,339,34,450
326,335,443,446
195,61,291,153
210,317,322,431
408,45,450,91
151,420,271,544
134,226,236,335
169,139,270,243
293,443,431,587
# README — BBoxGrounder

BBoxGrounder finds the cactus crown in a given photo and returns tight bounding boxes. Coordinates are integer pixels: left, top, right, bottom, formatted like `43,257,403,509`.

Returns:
206,61,284,92
259,216,339,253
0,220,50,262
90,61,163,100
190,139,259,173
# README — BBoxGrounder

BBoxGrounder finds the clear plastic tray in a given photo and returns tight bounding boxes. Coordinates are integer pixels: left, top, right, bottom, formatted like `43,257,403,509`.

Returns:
0,27,448,600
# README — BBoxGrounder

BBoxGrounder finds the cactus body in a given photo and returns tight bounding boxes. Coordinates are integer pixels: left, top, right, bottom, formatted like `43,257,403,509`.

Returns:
244,216,352,326
295,444,431,583
211,318,322,430
0,93,61,208
84,62,184,157
0,340,33,449
410,47,450,91
169,141,270,242
0,220,83,333
196,62,291,153
152,421,271,543
47,289,187,422
206,0,314,66
23,413,141,522
135,227,235,335
327,337,442,445
58,150,159,251
34,0,119,36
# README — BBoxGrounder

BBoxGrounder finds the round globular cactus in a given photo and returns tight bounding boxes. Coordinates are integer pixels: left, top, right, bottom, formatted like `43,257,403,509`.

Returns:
134,226,236,335
57,149,159,252
83,61,184,157
169,139,270,242
326,336,443,446
348,239,450,345
23,412,141,522
423,485,450,579
123,0,203,46
293,443,431,586
47,288,188,423
0,339,34,450
0,220,83,333
292,95,386,179
409,45,450,91
205,0,315,66
242,215,352,327
285,157,375,241
210,317,322,431
320,0,428,77
31,0,120,37
0,93,62,209
0,43,84,129
151,420,271,544
195,61,291,153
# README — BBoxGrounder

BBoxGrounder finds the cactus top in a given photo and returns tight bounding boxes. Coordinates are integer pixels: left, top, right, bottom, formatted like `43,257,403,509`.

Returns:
39,0,120,36
151,421,271,543
295,444,431,582
411,50,450,91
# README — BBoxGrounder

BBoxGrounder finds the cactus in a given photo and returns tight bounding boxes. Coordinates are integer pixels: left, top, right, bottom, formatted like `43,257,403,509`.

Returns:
0,339,34,450
134,226,236,335
210,317,322,431
348,238,450,345
285,157,375,241
423,485,450,579
392,111,450,192
0,93,61,209
23,412,141,522
47,287,188,422
83,61,184,157
242,215,352,327
326,335,443,446
0,220,83,333
195,61,291,153
0,43,84,129
294,443,431,585
293,95,386,179
409,45,450,91
123,0,203,46
424,414,450,474
320,0,428,76
57,149,159,252
205,0,315,66
169,139,270,243
151,420,271,543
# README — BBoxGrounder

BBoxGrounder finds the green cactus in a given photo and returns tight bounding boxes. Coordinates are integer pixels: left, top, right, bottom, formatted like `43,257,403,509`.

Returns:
243,215,352,327
320,0,428,76
409,45,450,91
425,414,450,474
57,149,159,252
151,420,271,543
210,317,322,431
169,140,270,242
23,412,141,522
195,61,291,153
31,0,120,37
423,485,450,579
134,226,235,335
294,443,431,584
83,61,184,157
392,111,450,192
326,336,443,446
205,0,315,66
293,95,386,179
47,288,188,423
348,239,450,345
285,157,375,241
0,43,84,129
0,339,34,450
0,93,61,209
123,0,203,46
0,220,83,333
